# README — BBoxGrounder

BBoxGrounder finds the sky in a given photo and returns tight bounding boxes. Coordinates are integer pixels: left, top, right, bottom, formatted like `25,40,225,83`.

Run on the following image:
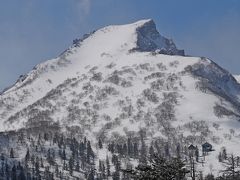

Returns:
0,0,240,91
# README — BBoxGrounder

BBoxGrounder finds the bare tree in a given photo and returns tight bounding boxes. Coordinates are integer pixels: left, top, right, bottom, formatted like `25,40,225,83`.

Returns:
221,154,240,179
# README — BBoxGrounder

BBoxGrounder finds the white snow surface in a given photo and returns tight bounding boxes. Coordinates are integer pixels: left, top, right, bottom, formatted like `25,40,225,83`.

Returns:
1,19,240,176
234,75,240,83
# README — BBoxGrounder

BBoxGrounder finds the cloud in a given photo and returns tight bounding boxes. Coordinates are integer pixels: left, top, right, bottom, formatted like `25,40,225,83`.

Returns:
64,0,93,36
74,0,91,20
76,0,91,15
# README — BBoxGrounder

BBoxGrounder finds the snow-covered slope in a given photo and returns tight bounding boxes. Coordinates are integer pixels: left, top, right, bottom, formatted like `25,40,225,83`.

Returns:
1,19,240,176
234,75,240,83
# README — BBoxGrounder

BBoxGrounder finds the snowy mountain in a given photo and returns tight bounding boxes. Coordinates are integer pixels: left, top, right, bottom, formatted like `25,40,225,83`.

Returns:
1,19,240,179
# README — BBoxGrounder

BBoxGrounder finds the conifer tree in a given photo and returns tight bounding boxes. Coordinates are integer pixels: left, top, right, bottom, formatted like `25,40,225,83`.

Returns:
25,148,30,164
18,166,26,180
76,160,80,172
195,147,199,162
176,144,181,158
5,163,10,179
149,145,155,160
164,143,170,157
112,171,120,180
62,149,66,161
127,138,133,157
102,162,106,179
124,154,188,180
40,157,44,168
87,170,95,180
218,152,222,162
133,142,139,158
35,157,41,179
106,155,111,177
11,165,17,180
10,148,14,158
123,143,128,156
87,141,94,164
69,155,74,176
55,164,59,177
140,139,147,164
98,139,103,149
222,148,227,160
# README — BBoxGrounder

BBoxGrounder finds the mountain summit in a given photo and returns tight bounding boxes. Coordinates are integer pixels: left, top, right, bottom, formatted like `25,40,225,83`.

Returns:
0,19,240,177
72,19,184,56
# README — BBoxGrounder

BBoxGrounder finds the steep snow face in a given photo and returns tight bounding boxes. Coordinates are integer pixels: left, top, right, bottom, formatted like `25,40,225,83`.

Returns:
1,19,240,176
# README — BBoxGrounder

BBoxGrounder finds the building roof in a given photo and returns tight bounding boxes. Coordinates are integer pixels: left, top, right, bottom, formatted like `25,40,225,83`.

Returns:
188,144,197,150
202,142,212,147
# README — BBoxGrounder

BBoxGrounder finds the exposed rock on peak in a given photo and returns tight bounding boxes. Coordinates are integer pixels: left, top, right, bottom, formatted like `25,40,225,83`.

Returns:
133,19,184,55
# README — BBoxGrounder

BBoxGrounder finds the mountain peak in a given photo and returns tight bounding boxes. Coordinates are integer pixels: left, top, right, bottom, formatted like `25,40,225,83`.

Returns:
131,18,154,27
72,19,184,56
